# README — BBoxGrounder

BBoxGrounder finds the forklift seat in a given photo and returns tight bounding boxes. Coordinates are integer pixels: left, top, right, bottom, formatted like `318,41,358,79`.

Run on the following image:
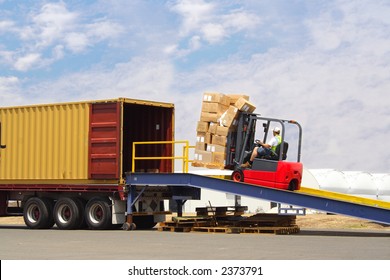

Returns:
275,142,288,160
260,142,289,161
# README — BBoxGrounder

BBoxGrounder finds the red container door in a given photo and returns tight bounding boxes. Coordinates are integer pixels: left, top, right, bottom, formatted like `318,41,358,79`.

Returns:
88,102,121,179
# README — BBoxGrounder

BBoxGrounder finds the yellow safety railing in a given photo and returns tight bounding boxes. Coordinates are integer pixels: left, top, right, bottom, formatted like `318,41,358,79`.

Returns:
183,144,195,171
132,140,193,173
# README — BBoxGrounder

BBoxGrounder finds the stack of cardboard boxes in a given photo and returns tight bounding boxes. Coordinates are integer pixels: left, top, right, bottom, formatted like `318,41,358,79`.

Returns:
192,92,256,169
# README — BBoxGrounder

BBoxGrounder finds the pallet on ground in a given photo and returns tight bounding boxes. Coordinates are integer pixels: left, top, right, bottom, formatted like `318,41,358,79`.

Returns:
171,216,213,223
196,206,248,217
191,226,240,234
190,225,300,235
157,212,300,235
157,216,215,232
238,213,297,227
239,225,300,235
158,225,192,233
161,220,213,228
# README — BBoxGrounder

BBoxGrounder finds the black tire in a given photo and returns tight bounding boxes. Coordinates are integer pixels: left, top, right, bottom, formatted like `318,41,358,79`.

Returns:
84,197,112,230
133,215,157,229
23,197,55,229
288,180,298,191
74,197,87,229
53,197,84,230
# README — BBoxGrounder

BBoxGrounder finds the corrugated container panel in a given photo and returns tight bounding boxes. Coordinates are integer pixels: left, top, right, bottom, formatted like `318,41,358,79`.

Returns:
0,103,89,180
88,102,121,179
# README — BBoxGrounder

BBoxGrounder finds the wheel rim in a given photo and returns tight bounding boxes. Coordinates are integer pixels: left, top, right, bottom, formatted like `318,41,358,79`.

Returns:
57,204,72,224
26,204,40,223
89,204,103,224
233,171,243,182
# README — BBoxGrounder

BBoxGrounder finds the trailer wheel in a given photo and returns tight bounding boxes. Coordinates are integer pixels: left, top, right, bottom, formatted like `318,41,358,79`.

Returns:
85,197,112,230
74,198,87,228
232,170,244,182
23,197,55,229
53,197,84,230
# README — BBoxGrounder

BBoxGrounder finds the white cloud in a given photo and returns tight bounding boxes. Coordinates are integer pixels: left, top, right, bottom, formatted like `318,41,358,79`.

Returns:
0,76,23,105
0,76,19,89
64,32,89,53
189,35,202,51
201,23,225,44
14,53,41,71
23,57,175,103
1,2,125,71
0,20,15,32
169,0,215,36
86,20,124,42
52,45,65,60
0,50,13,65
163,35,202,58
222,10,261,32
31,2,78,48
168,0,262,55
307,0,390,54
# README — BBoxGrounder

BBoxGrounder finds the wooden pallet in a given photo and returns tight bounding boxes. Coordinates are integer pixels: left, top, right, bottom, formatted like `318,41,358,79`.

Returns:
239,225,300,235
158,226,192,233
191,161,225,169
238,213,297,227
191,226,240,234
157,213,300,235
190,225,300,235
196,206,248,217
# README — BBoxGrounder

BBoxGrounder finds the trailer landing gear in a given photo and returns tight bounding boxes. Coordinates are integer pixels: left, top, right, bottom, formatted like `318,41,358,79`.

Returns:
122,215,136,231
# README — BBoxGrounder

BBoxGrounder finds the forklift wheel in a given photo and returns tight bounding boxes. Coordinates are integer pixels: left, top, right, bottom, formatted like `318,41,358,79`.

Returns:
232,170,244,182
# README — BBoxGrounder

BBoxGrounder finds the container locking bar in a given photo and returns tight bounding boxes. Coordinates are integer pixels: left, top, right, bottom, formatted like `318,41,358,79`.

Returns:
0,122,6,149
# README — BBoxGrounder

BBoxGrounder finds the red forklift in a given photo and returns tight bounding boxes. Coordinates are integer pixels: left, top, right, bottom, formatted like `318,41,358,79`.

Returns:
226,113,303,191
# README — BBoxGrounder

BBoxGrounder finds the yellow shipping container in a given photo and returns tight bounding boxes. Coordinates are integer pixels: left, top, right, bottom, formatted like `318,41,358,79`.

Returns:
0,98,175,184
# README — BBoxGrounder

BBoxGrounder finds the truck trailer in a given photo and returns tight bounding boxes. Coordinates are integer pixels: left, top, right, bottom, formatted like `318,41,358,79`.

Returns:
0,98,199,230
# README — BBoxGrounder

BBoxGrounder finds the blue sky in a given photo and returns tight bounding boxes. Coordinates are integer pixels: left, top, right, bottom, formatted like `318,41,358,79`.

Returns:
1,0,390,173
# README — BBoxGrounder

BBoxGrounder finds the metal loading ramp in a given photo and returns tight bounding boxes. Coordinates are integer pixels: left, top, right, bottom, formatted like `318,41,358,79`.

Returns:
126,172,390,225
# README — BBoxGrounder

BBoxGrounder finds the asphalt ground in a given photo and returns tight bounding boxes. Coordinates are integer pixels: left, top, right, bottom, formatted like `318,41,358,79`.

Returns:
0,224,389,260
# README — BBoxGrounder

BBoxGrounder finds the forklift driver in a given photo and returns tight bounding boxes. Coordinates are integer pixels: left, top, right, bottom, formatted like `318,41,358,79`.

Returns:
240,127,281,168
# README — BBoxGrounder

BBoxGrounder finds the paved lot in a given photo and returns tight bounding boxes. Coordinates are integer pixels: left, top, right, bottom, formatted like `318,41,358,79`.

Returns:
0,224,389,260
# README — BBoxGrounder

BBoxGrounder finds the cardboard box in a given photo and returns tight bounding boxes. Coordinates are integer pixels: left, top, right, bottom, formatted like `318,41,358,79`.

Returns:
219,105,239,127
196,133,205,143
207,144,226,153
200,112,219,122
194,150,212,163
216,125,229,136
196,133,212,144
203,92,230,106
196,121,209,133
201,102,229,114
212,135,227,146
212,152,226,165
208,122,218,134
226,94,250,105
195,141,207,151
234,97,256,113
